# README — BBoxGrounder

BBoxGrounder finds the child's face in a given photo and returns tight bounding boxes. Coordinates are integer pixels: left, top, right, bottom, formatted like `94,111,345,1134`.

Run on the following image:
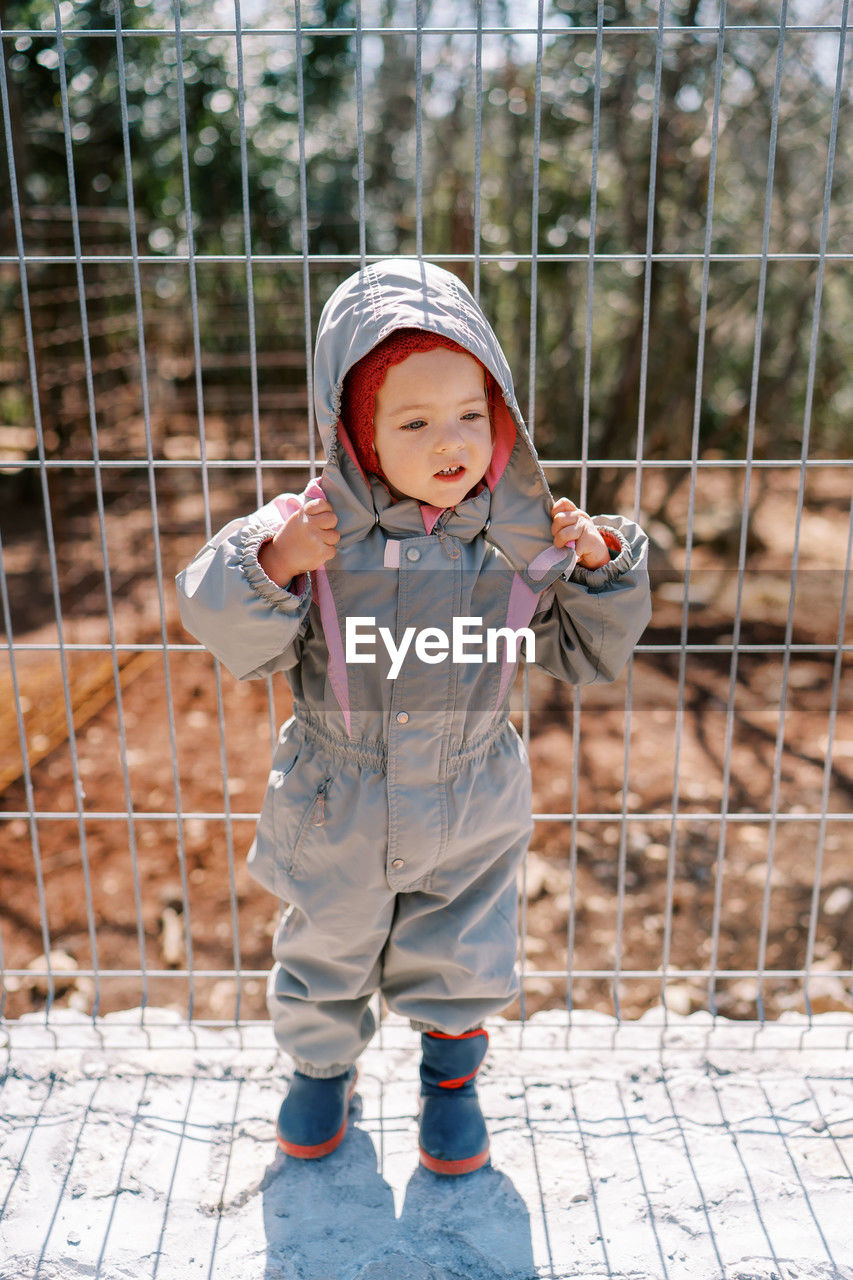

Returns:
372,347,493,506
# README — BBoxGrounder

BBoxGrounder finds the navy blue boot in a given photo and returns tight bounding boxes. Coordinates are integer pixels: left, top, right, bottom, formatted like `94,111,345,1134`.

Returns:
418,1029,490,1175
276,1067,357,1159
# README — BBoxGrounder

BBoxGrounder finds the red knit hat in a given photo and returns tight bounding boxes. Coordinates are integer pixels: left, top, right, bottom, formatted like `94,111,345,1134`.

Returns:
340,328,498,479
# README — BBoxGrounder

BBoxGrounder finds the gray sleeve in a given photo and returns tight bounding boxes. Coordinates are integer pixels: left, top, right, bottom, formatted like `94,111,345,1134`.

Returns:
530,514,651,685
175,509,312,681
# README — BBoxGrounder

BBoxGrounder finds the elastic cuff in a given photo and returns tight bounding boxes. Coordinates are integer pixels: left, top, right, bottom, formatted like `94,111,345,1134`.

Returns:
567,524,634,590
291,1057,356,1080
239,520,311,610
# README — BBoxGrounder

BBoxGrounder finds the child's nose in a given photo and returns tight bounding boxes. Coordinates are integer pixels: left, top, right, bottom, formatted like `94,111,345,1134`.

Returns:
435,420,464,451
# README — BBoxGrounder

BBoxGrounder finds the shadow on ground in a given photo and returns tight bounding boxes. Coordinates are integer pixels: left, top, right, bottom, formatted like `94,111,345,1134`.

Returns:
261,1116,535,1280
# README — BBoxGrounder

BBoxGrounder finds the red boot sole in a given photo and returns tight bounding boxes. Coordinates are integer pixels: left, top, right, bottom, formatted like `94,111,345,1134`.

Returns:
419,1143,490,1176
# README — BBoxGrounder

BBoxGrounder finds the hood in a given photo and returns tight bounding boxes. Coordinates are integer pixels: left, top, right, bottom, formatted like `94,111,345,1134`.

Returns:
314,258,519,447
312,258,576,589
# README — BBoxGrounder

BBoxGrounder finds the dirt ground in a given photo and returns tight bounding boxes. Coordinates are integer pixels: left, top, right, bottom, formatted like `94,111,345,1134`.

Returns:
1,449,851,1026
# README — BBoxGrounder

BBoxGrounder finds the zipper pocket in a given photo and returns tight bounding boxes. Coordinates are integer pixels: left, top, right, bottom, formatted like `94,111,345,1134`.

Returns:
311,778,330,827
284,776,333,878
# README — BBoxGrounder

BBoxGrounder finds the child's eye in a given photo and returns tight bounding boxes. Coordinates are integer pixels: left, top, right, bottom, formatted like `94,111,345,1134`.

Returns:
400,419,426,431
462,411,485,421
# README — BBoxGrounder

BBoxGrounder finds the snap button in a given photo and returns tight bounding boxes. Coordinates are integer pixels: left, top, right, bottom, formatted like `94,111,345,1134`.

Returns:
395,711,409,725
391,858,405,870
406,547,421,562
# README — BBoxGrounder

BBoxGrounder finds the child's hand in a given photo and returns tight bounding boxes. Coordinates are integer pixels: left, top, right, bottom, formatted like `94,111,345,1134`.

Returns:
258,497,340,587
551,498,610,570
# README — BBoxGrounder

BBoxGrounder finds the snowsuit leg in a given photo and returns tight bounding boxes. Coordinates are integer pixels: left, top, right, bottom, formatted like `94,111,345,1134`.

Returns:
261,717,392,1076
267,881,396,1078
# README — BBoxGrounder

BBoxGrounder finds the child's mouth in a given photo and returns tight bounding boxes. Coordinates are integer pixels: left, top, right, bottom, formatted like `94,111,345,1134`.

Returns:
434,465,465,479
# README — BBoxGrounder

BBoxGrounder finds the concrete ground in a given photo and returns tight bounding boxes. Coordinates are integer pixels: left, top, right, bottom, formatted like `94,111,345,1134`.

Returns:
1,1009,851,1280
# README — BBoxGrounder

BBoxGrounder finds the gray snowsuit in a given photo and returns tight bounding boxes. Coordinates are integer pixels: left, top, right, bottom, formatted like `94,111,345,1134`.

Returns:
176,259,651,1077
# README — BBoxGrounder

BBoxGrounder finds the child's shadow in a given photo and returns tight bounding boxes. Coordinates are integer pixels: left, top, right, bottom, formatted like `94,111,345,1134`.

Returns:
261,1124,535,1279
396,1163,537,1279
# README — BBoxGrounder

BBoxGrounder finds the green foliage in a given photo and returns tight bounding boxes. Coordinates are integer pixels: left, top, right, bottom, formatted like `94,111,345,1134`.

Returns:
1,0,849,496
0,0,359,254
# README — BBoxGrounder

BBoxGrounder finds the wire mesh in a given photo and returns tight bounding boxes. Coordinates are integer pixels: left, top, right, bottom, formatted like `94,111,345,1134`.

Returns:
0,2,851,1036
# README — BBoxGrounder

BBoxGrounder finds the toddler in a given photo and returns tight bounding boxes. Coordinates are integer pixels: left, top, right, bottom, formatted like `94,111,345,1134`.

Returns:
176,258,650,1175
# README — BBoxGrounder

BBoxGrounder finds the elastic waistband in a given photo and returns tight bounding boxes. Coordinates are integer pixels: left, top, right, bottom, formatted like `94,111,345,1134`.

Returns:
293,704,511,776
445,715,513,774
294,706,387,770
